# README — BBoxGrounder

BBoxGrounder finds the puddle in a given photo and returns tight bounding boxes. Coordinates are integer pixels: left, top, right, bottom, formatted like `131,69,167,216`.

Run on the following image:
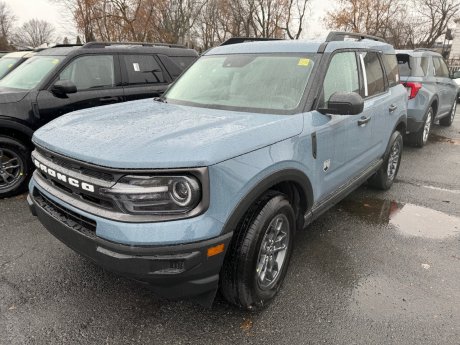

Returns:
428,133,460,145
337,199,460,239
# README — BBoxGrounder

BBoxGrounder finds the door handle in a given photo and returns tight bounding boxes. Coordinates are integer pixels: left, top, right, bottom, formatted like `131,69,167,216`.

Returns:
358,116,371,126
99,96,119,102
389,104,398,112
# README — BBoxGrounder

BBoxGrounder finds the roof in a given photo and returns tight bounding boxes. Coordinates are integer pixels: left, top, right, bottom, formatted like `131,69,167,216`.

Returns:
206,38,394,56
396,49,442,57
1,51,34,58
37,44,198,57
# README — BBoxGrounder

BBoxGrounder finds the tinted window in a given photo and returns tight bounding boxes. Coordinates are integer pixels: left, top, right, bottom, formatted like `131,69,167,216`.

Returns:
433,57,449,78
59,55,114,90
321,52,360,107
397,54,429,77
170,56,196,70
382,54,399,87
361,52,385,97
123,55,165,85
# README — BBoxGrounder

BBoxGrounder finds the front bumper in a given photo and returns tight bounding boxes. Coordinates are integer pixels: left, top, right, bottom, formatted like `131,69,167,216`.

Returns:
28,186,232,301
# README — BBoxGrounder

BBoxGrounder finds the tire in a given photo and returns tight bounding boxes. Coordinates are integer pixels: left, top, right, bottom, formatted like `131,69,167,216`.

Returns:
220,192,295,310
0,136,31,198
439,99,457,126
368,131,403,190
406,107,433,148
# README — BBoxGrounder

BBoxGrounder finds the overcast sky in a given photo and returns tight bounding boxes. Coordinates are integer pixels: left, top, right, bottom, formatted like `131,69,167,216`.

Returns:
5,0,334,44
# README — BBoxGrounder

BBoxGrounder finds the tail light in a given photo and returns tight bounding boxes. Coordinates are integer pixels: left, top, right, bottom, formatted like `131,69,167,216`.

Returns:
402,82,422,100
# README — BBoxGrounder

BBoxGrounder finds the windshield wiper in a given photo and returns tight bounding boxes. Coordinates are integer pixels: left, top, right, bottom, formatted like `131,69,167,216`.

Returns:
153,96,167,103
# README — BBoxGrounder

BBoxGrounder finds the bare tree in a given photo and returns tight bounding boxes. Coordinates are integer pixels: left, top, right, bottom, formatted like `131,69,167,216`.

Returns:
283,0,310,39
12,19,56,48
0,1,16,50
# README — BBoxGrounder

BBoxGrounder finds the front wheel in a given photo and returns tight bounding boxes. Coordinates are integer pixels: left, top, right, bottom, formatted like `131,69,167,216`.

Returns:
0,136,31,198
439,99,457,126
220,192,295,310
368,131,403,190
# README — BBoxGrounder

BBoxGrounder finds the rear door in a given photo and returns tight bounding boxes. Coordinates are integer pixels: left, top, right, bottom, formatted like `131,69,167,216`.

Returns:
37,54,124,123
121,54,171,101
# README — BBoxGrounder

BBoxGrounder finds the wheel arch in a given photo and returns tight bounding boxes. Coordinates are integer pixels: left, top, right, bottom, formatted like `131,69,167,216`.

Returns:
220,169,314,235
0,119,34,148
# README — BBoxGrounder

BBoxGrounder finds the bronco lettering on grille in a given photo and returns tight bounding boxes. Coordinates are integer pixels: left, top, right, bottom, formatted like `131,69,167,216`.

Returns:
34,159,95,193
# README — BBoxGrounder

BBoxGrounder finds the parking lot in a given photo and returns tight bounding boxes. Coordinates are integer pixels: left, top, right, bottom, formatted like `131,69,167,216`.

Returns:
0,109,459,345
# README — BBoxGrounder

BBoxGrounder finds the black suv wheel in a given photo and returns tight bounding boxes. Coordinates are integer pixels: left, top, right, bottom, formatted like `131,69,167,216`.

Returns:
407,107,433,147
220,192,295,310
0,136,30,198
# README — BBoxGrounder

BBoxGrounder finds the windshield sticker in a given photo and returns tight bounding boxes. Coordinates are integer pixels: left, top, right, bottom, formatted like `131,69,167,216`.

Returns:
298,58,310,67
133,63,140,72
52,59,59,64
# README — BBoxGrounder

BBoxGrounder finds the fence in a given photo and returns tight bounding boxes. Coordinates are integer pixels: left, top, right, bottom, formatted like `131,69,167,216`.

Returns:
447,58,460,73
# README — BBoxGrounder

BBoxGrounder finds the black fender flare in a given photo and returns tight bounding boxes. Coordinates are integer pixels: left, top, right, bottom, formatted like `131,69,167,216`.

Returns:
0,118,35,138
220,168,314,235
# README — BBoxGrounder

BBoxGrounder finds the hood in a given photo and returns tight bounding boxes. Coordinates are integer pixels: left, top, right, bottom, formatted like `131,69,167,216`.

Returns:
0,88,29,104
33,99,304,169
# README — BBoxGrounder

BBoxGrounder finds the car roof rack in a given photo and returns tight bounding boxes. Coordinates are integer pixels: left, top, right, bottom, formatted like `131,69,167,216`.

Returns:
220,37,283,46
52,44,83,48
413,48,436,52
326,31,386,43
82,41,186,49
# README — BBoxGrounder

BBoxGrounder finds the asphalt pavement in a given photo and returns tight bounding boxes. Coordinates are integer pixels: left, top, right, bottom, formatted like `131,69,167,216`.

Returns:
1,110,459,345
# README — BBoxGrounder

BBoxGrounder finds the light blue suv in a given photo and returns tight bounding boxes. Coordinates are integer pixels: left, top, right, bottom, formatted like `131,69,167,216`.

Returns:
27,32,407,309
397,49,459,147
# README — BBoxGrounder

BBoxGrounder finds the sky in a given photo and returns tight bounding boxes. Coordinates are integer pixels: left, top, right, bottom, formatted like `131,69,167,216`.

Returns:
5,0,334,44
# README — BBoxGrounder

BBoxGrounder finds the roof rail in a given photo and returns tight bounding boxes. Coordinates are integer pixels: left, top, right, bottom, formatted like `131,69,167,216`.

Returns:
413,48,436,52
220,37,283,46
326,31,385,43
52,44,83,48
82,41,186,49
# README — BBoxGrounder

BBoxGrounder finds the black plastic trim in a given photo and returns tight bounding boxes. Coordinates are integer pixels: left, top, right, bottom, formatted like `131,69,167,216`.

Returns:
221,169,313,234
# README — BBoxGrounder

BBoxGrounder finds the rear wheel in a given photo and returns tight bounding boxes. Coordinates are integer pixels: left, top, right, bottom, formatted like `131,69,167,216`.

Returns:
368,131,403,190
0,136,30,198
220,192,295,310
407,107,433,148
439,99,457,126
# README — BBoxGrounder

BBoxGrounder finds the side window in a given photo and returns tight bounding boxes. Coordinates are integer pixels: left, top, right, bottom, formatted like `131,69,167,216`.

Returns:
123,55,165,85
433,57,449,78
320,52,360,107
58,55,115,91
360,52,386,97
382,54,399,87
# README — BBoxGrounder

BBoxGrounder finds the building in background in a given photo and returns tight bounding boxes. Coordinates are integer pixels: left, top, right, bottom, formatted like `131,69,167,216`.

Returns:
450,18,460,59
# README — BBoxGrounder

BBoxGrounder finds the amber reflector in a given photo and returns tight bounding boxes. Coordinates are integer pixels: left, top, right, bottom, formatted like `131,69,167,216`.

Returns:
207,243,225,257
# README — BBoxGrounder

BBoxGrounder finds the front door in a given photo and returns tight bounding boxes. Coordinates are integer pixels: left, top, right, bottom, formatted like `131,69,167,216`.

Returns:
36,54,124,124
313,51,375,198
433,57,457,116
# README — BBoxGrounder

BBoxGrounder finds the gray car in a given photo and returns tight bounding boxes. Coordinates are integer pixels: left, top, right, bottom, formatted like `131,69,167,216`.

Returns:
397,49,459,147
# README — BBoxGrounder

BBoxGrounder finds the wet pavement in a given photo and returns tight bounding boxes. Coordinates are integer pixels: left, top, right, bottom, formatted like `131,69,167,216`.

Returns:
1,110,460,344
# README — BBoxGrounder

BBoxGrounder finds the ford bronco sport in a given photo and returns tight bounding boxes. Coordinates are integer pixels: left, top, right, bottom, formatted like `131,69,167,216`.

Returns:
0,42,197,198
28,32,407,309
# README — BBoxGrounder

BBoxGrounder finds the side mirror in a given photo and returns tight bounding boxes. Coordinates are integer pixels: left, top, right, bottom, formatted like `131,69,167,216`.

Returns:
319,92,364,115
51,80,77,96
452,71,460,79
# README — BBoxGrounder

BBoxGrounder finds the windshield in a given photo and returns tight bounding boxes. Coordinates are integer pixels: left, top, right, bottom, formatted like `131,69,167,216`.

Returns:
0,56,63,90
164,54,315,113
0,57,21,79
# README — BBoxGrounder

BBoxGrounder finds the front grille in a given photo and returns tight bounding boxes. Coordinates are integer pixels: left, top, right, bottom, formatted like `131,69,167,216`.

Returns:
36,147,115,182
34,189,97,238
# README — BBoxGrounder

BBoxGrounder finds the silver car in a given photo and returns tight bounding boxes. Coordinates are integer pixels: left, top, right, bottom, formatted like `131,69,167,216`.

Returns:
397,49,459,147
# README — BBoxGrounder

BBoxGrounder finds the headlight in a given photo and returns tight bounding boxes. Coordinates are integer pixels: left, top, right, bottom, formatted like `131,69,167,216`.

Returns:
100,175,201,215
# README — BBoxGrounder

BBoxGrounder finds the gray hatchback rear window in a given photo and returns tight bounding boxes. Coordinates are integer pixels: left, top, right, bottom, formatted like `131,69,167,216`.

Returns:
397,54,429,77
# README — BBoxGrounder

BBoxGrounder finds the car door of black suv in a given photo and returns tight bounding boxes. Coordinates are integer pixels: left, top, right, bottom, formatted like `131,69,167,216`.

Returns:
120,54,172,101
36,54,124,125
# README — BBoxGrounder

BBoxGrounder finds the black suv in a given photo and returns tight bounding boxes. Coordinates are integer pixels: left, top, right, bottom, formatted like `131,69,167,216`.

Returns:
0,42,198,197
